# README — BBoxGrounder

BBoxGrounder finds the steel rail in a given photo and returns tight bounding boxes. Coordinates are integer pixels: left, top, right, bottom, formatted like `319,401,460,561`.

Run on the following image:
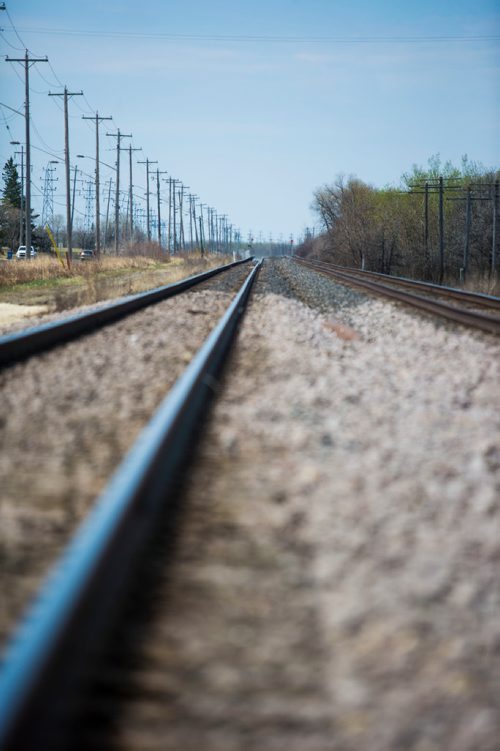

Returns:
294,258,500,335
0,259,263,750
0,257,253,368
297,257,500,310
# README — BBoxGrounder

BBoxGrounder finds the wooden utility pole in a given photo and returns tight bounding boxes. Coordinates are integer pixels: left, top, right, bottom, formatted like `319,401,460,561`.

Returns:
178,184,189,251
187,194,197,250
106,129,132,253
438,176,444,284
104,177,113,247
463,187,472,281
48,87,83,263
190,195,200,252
82,112,112,257
171,179,181,253
167,177,172,253
138,158,158,242
198,215,205,257
424,180,430,271
154,169,168,248
12,144,24,245
6,51,48,258
127,145,142,241
492,180,499,275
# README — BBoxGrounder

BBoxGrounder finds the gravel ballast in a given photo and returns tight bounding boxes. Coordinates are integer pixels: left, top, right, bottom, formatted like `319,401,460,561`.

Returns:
73,259,500,751
0,259,500,751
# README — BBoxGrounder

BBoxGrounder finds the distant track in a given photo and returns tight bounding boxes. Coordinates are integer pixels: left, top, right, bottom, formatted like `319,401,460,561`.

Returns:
295,257,500,335
0,259,263,750
0,257,253,368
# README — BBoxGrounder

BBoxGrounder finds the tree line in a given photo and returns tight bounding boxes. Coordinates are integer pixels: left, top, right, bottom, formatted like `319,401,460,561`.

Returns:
299,155,499,291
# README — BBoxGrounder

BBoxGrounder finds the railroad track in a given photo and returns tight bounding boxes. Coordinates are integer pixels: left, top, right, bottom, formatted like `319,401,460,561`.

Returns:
294,257,500,335
0,257,253,367
0,259,262,750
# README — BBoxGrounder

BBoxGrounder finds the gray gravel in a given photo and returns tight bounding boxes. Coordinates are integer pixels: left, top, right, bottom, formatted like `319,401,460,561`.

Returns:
75,258,500,751
2,257,500,750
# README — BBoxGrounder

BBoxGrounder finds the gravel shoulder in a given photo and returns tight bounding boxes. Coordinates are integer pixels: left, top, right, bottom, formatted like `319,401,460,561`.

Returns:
79,258,500,750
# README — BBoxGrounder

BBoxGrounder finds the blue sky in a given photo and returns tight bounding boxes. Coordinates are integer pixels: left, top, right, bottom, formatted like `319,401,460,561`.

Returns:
1,0,499,241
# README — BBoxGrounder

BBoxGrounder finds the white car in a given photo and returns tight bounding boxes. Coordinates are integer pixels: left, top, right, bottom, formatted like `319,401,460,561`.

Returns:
16,246,37,259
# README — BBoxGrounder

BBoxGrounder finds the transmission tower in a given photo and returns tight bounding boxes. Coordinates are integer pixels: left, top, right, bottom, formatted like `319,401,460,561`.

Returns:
41,162,58,225
83,179,95,233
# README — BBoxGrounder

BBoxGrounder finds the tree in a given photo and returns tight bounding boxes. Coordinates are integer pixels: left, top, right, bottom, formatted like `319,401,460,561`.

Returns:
2,158,22,209
310,156,499,287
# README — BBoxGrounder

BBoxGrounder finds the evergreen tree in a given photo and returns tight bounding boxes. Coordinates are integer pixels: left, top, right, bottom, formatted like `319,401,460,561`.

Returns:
2,158,22,209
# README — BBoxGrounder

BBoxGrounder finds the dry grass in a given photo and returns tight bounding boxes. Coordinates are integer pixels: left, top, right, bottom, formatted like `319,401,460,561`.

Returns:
0,255,162,287
0,252,231,290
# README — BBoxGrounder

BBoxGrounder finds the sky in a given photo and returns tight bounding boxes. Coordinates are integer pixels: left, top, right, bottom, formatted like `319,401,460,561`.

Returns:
1,0,499,242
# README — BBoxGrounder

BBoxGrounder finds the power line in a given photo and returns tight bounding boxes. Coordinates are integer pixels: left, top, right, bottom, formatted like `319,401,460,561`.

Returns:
10,27,500,44
4,5,26,48
0,29,24,51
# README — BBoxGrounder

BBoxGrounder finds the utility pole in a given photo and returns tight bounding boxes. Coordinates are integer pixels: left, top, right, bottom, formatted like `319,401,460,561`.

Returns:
71,164,82,229
424,180,430,272
199,215,205,257
492,180,499,275
207,208,213,252
104,177,113,247
168,177,172,253
48,87,83,262
199,203,207,256
82,112,112,257
137,158,158,242
438,176,444,284
6,51,48,257
154,168,168,249
462,187,472,282
178,184,189,252
106,129,132,253
11,143,24,245
126,144,141,241
187,194,197,250
190,195,200,252
171,179,181,253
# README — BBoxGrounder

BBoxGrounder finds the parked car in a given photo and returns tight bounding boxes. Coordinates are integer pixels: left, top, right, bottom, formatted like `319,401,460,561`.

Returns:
16,246,37,259
79,249,95,261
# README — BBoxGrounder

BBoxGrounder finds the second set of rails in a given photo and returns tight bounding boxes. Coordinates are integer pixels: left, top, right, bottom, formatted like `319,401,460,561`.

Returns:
294,256,500,335
0,255,499,749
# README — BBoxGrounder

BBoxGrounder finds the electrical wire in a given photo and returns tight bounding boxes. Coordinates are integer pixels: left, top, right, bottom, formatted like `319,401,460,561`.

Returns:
47,59,64,88
0,29,24,51
4,6,26,48
30,117,64,156
12,27,500,44
33,64,64,90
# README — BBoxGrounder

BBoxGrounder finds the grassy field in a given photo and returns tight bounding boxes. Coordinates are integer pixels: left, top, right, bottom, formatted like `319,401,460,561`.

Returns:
0,252,233,314
0,254,171,287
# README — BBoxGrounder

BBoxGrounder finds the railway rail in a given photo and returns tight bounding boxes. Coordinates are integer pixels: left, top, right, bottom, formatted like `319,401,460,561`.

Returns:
0,257,253,368
295,257,500,335
0,259,262,750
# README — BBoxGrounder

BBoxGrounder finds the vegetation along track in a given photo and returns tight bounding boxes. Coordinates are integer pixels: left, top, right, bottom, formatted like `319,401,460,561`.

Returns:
295,256,500,335
1,257,499,750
